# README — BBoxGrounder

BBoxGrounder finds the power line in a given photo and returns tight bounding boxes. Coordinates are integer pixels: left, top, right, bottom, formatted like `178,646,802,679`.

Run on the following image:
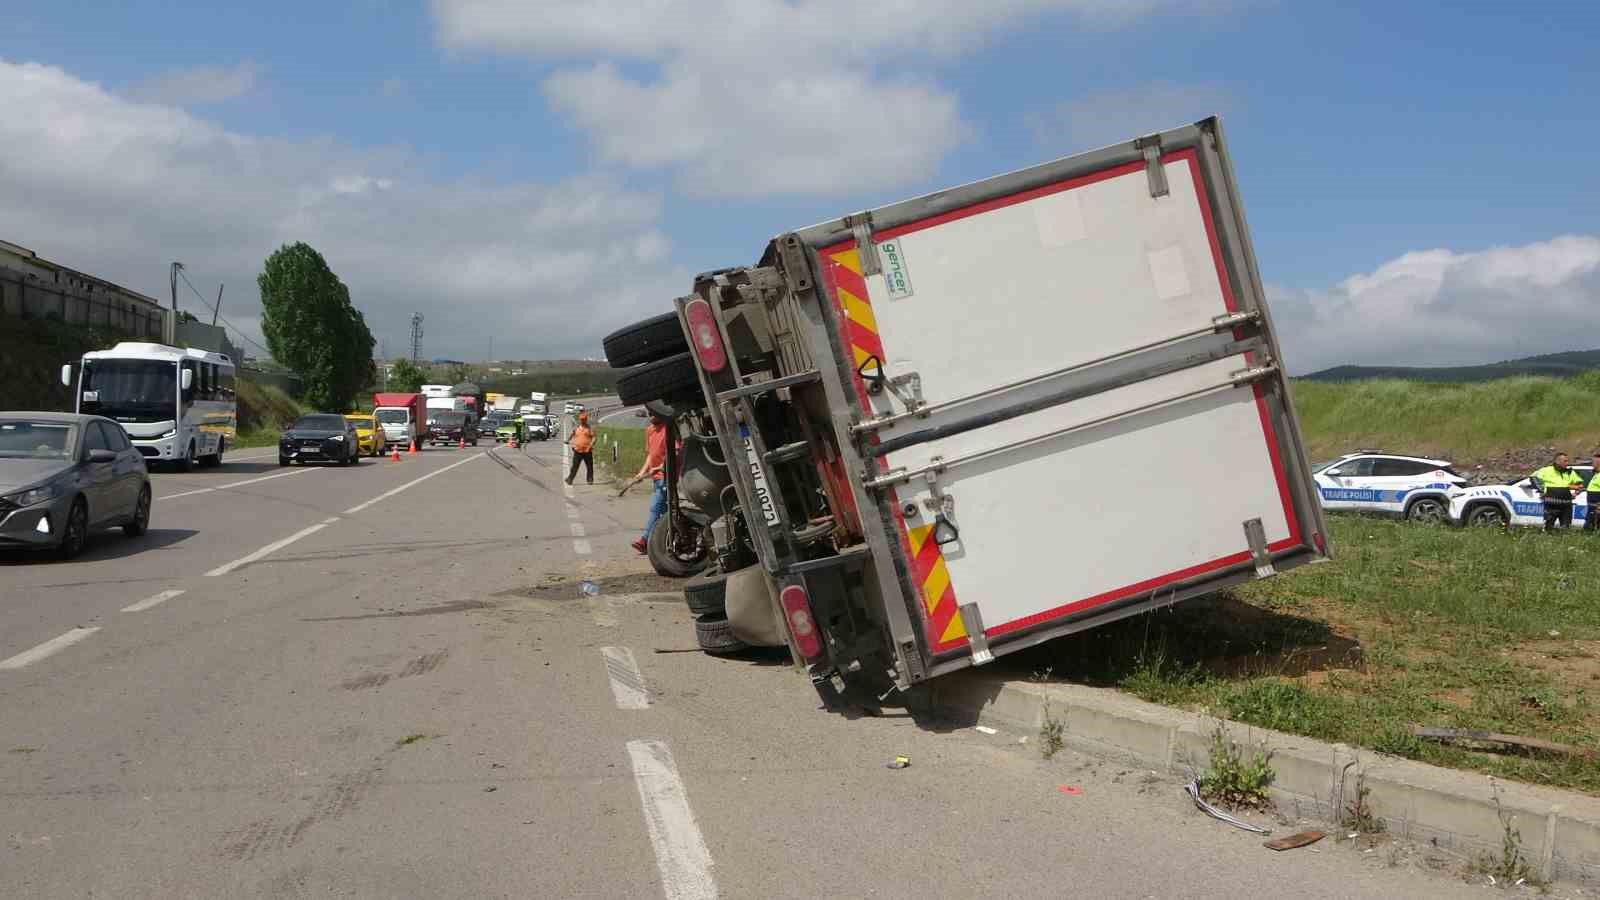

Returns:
175,268,274,359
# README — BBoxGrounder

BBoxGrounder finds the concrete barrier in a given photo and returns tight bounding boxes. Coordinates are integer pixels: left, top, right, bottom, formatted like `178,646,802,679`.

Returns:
928,673,1600,885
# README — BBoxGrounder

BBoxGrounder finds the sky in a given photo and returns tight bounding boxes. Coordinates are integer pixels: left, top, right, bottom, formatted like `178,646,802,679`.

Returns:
1,1,1597,374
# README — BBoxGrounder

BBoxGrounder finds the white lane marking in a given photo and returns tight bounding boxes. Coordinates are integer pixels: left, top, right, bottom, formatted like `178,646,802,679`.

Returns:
626,740,717,900
343,452,486,515
564,503,581,520
1,627,101,670
205,517,339,577
570,522,588,538
122,589,185,613
601,646,648,708
572,538,592,556
224,450,279,461
161,467,316,501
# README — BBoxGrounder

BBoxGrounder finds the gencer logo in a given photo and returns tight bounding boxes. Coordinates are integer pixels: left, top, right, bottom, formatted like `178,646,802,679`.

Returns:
879,238,913,300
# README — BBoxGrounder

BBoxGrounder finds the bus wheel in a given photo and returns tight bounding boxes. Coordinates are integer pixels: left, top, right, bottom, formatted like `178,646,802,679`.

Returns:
173,442,195,473
201,438,224,468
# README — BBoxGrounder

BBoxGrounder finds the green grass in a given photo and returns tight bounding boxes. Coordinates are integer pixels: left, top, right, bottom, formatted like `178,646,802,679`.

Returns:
597,426,646,483
1291,372,1600,464
233,377,307,449
1015,515,1600,794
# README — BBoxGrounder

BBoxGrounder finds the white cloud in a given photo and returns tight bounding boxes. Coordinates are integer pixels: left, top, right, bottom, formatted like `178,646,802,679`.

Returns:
125,61,259,106
1027,81,1232,154
1270,236,1600,375
0,59,685,361
432,0,1202,198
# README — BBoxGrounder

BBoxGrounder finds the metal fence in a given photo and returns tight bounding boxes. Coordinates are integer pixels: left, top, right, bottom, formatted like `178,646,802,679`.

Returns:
0,270,164,340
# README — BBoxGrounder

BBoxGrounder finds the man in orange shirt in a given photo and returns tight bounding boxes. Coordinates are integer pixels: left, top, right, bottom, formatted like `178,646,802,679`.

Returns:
565,411,595,485
630,412,669,554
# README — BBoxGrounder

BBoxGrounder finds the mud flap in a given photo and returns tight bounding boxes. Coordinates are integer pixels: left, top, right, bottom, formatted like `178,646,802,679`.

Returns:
725,566,784,647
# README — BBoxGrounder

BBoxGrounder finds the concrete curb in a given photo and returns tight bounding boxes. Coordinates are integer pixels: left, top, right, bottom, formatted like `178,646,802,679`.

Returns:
928,674,1600,885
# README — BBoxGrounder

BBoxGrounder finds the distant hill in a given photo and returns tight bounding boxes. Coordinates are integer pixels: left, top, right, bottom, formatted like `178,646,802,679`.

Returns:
1300,349,1600,383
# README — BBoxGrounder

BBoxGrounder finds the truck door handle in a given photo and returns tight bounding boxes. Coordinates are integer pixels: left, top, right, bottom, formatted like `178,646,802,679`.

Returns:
932,513,960,546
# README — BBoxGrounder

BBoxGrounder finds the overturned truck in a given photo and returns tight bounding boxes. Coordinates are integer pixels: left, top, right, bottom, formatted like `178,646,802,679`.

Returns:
603,117,1329,703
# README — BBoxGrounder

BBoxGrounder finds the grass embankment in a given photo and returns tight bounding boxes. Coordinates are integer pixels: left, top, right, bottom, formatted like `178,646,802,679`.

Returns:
1292,373,1600,466
0,316,124,411
595,426,645,483
234,378,306,448
1019,516,1600,793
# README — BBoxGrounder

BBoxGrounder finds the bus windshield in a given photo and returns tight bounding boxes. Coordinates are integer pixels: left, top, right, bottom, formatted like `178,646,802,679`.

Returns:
81,359,176,423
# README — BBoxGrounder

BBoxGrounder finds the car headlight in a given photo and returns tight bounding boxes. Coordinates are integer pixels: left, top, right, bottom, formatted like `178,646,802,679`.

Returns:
5,483,61,507
160,429,178,439
330,434,345,441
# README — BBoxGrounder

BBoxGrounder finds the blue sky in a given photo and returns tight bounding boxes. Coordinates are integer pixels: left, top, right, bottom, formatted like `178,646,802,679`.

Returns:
2,1,1597,372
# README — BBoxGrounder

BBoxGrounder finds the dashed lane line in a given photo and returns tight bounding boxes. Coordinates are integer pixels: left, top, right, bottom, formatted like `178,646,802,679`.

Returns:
160,466,318,501
0,627,101,670
601,646,649,709
343,452,486,515
205,517,339,577
626,740,718,900
122,589,185,613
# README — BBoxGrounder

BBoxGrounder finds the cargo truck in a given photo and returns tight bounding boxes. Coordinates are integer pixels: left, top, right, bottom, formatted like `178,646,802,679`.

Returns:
372,392,426,451
601,117,1329,704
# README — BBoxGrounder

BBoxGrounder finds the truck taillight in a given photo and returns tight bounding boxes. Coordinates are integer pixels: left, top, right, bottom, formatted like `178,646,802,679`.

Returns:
683,298,727,373
779,585,823,660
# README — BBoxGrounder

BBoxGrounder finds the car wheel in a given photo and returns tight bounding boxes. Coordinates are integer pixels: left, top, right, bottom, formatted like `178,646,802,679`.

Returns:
124,484,151,537
604,312,688,368
617,352,701,407
684,570,728,617
279,456,291,466
693,614,749,656
1406,497,1446,522
57,499,88,560
647,514,710,578
1467,504,1506,527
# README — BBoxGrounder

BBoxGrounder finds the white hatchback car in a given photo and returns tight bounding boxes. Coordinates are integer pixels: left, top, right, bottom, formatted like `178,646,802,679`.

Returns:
1311,452,1469,522
1448,466,1594,528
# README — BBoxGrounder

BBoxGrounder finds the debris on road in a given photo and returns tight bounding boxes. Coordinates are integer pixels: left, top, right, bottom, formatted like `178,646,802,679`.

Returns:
974,725,998,735
1057,785,1082,796
1409,725,1589,758
1184,778,1271,834
579,580,601,596
1263,831,1325,851
885,756,911,770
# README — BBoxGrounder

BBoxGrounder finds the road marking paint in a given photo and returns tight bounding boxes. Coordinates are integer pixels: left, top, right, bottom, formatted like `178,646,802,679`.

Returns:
572,538,592,555
601,646,648,708
570,522,588,538
343,452,485,515
626,740,717,900
205,517,339,577
1,627,101,670
565,503,581,520
122,589,185,613
161,467,316,500
224,450,279,461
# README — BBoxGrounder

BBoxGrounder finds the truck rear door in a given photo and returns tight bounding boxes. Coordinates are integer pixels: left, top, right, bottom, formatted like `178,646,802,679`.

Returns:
797,118,1326,675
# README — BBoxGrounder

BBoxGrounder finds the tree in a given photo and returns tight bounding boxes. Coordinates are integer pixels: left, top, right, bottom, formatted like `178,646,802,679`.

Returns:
444,362,474,385
257,243,375,411
389,358,427,393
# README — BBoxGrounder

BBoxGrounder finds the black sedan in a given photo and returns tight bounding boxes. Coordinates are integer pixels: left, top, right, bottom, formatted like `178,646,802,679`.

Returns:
279,414,362,466
477,414,505,438
428,411,478,447
0,412,151,559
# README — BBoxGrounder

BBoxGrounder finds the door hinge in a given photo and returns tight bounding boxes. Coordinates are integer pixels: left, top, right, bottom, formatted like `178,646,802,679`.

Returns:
1243,518,1275,578
958,603,993,666
1134,134,1170,199
843,211,882,276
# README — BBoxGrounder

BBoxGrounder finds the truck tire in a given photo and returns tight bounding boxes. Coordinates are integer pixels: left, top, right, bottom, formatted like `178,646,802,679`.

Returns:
617,352,700,407
683,570,727,617
604,313,687,369
693,615,748,656
647,514,709,578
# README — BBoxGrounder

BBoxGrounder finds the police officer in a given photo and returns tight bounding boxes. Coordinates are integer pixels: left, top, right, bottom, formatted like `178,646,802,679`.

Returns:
1586,450,1600,532
1533,451,1585,532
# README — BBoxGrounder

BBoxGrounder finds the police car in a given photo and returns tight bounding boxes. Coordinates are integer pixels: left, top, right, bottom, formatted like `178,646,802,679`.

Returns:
1311,452,1468,521
1447,466,1594,528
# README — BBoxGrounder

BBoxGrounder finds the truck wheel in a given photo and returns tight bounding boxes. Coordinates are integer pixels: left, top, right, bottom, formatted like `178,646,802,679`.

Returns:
1405,497,1446,522
604,313,687,368
693,615,749,656
683,570,727,617
617,352,700,407
648,514,709,578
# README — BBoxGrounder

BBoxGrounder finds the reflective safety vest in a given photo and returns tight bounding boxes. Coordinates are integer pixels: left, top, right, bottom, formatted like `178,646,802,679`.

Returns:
1589,472,1600,494
1534,465,1583,497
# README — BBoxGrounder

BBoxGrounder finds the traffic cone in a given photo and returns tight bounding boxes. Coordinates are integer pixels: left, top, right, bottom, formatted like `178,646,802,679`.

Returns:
508,434,518,449
391,446,401,461
458,436,465,449
409,438,418,455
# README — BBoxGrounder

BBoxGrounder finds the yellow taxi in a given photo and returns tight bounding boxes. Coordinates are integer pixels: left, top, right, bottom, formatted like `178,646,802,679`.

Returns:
344,413,387,456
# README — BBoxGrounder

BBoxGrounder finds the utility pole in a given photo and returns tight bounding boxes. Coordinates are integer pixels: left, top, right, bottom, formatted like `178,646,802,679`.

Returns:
409,313,424,363
169,261,184,315
211,283,224,326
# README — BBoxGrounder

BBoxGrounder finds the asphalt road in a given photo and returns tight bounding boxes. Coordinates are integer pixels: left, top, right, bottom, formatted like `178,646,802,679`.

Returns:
0,438,1478,898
